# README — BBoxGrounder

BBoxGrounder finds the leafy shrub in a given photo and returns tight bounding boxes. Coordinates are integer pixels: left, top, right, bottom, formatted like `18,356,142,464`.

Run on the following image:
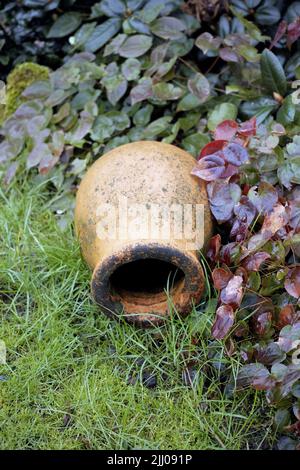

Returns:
192,118,300,449
1,0,300,449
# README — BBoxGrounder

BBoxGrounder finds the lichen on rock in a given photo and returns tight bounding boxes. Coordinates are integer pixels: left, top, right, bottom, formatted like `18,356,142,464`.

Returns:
3,62,50,121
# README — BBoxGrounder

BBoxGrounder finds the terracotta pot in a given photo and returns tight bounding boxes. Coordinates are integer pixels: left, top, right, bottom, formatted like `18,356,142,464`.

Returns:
75,141,213,327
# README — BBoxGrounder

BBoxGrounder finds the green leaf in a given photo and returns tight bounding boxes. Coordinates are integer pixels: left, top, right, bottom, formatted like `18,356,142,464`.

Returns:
90,116,115,142
85,18,122,52
152,82,183,101
239,96,278,123
255,5,281,25
119,34,152,58
103,75,128,105
103,34,127,56
106,111,130,131
130,78,153,105
47,12,82,38
137,3,164,23
236,44,260,63
177,93,203,111
168,37,193,57
178,113,201,132
286,2,300,22
182,133,210,157
65,110,94,145
143,116,172,139
92,0,126,17
277,95,296,126
207,103,238,131
187,73,210,103
133,104,153,126
104,135,130,153
162,121,180,144
195,32,221,55
121,58,141,81
260,49,287,97
69,23,97,51
22,80,52,99
151,16,185,40
231,8,269,41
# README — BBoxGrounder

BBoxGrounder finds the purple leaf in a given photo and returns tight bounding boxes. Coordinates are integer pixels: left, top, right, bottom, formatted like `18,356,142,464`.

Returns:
234,195,257,225
207,180,242,223
223,142,248,166
212,305,235,339
191,152,225,181
242,252,271,271
277,322,300,353
220,275,243,307
284,267,300,299
247,182,278,215
237,363,276,391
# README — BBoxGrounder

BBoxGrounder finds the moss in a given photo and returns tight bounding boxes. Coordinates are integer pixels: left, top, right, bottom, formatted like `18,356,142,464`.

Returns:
3,62,50,120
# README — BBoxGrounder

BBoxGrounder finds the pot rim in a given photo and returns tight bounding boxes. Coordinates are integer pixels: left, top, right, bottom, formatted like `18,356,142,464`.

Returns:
91,242,205,327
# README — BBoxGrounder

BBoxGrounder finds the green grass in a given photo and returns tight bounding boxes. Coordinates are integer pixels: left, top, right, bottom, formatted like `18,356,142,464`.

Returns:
0,179,275,450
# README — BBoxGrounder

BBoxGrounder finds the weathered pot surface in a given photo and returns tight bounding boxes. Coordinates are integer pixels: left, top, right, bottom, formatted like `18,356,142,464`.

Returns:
75,141,213,327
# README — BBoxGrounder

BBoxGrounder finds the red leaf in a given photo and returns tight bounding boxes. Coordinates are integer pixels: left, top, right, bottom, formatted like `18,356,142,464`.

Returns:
277,304,297,330
219,242,240,265
242,252,271,271
206,234,221,263
191,152,225,181
251,311,273,337
287,18,300,49
285,420,300,437
212,268,233,290
284,266,300,299
198,140,227,159
212,304,235,339
214,120,238,141
220,275,243,307
270,20,287,50
238,117,256,137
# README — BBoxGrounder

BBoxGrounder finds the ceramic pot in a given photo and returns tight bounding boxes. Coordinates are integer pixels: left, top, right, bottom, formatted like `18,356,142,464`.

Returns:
75,141,213,327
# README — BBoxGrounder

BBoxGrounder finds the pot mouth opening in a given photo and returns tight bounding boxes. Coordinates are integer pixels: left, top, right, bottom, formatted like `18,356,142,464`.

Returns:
109,258,185,304
91,243,204,326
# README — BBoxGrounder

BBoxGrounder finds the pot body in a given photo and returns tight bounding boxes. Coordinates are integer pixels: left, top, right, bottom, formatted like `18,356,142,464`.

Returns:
75,141,213,326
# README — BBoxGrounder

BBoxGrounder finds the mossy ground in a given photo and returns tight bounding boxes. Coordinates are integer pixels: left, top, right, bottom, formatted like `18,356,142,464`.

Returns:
0,177,276,450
